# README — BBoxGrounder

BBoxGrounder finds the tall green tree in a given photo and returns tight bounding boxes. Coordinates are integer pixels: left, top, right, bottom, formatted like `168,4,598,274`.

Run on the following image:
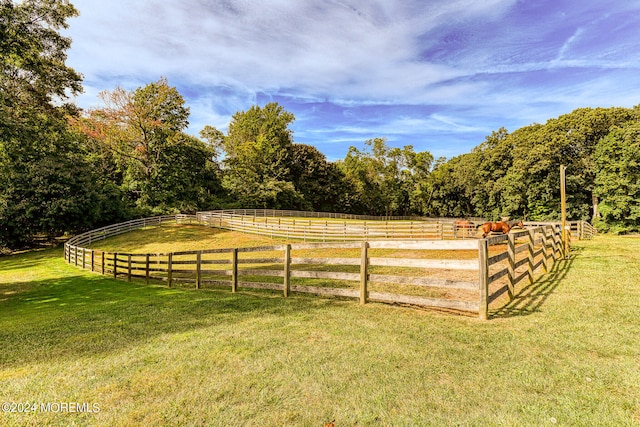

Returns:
288,144,349,212
0,0,82,112
426,107,638,223
468,128,513,219
339,138,433,216
593,122,640,233
0,0,101,248
340,138,392,216
92,78,190,208
395,147,434,216
151,132,220,212
423,155,474,218
73,78,218,214
504,107,635,221
221,103,301,208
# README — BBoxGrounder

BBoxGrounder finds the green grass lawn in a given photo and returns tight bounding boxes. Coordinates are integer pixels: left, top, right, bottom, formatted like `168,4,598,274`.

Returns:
1,235,639,426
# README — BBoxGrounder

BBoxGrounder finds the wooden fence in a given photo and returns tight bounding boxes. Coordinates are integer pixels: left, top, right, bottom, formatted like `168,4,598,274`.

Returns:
64,215,198,248
196,210,483,241
202,208,485,223
197,209,595,242
481,224,567,318
64,215,568,319
524,220,596,240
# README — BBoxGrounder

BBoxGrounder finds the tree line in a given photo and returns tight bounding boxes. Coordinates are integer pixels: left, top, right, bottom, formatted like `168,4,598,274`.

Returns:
2,0,639,249
427,106,640,233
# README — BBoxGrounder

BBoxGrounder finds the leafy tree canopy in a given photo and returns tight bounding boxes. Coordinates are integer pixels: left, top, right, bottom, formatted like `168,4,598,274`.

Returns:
221,102,300,208
0,0,97,248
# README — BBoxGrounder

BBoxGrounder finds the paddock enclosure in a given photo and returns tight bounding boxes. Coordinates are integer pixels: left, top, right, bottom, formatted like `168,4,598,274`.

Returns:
196,209,486,240
196,209,595,241
64,210,595,319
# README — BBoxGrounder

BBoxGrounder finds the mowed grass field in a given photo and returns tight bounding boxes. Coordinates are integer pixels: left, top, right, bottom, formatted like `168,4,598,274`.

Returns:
1,229,639,426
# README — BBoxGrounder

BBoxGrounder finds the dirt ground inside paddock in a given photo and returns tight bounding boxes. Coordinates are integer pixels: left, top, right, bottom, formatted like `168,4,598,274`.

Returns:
84,223,560,313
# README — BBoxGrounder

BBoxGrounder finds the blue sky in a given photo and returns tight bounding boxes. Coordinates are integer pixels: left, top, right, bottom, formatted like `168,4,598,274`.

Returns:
63,0,640,161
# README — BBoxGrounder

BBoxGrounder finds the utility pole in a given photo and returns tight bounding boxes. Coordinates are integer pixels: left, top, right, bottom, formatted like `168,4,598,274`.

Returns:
560,164,569,257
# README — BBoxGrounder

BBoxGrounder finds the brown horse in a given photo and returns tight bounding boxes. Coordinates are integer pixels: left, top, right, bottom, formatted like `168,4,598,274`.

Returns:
479,220,524,238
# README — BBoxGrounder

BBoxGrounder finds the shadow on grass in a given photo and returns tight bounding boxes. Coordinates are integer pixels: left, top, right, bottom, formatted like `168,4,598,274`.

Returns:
490,247,581,319
0,247,63,272
0,264,342,369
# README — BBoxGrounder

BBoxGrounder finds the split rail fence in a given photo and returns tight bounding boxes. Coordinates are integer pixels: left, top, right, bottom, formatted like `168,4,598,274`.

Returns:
197,209,594,241
525,220,596,240
200,208,484,222
197,210,482,241
65,214,570,319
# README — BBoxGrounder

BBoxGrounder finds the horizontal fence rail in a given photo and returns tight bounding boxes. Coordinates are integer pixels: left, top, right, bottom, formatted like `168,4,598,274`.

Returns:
197,210,486,241
479,224,567,318
524,220,596,240
64,213,572,319
196,210,594,242
198,208,486,223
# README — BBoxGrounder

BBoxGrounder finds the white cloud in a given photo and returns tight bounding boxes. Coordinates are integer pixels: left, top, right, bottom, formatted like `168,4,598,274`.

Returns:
66,0,519,103
63,0,640,157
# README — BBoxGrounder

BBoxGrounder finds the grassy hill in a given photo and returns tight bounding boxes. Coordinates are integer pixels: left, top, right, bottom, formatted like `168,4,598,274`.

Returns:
1,233,639,426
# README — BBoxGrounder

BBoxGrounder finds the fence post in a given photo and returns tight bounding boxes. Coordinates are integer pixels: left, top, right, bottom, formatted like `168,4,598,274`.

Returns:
167,253,173,288
90,250,95,272
196,251,202,289
127,254,132,282
145,254,150,285
360,241,369,304
565,228,571,259
578,221,583,240
527,229,535,284
283,244,291,297
541,227,549,273
478,239,489,320
231,249,238,293
558,225,565,259
101,252,105,275
113,253,118,279
507,233,516,300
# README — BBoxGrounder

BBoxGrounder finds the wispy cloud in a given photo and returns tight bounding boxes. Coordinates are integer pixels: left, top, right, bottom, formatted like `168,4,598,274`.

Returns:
66,0,514,100
64,0,640,160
